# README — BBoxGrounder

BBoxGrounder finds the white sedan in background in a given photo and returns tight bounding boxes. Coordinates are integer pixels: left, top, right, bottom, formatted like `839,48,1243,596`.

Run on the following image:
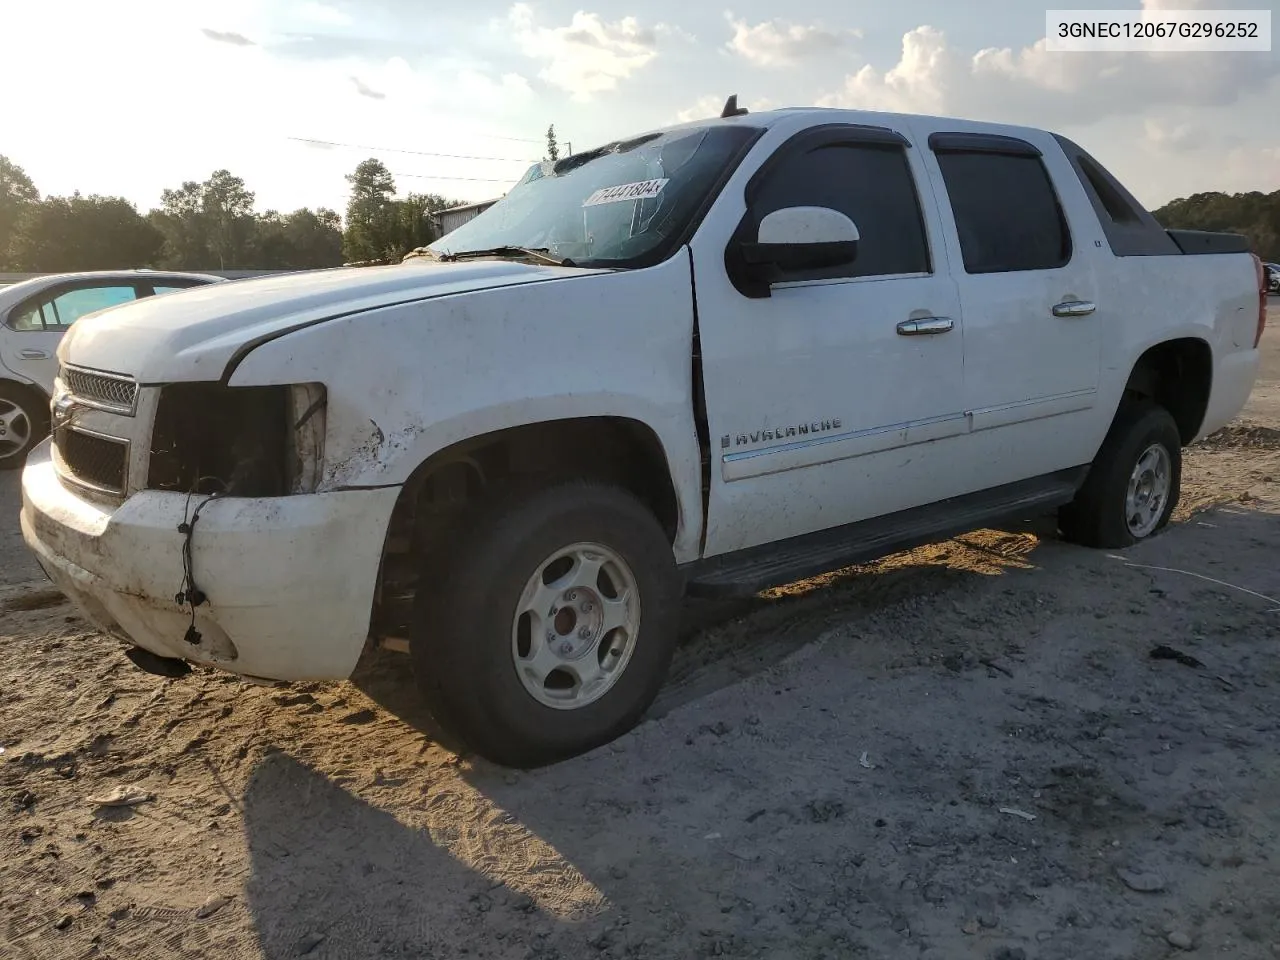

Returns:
0,270,222,467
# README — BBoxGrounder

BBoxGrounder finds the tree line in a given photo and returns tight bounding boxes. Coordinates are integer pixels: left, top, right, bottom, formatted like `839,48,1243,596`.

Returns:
0,154,463,272
1151,189,1279,262
5,140,1273,271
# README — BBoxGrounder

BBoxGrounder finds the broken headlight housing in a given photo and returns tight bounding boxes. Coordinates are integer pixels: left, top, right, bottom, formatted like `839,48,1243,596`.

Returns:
147,383,326,496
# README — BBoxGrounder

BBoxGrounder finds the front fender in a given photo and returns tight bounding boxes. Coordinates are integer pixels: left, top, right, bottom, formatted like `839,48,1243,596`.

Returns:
228,254,705,562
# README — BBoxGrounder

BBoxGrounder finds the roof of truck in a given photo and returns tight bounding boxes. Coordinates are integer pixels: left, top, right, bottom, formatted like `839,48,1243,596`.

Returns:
660,105,1050,140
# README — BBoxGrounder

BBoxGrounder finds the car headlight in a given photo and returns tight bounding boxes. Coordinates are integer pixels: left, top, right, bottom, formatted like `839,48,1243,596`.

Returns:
147,382,326,496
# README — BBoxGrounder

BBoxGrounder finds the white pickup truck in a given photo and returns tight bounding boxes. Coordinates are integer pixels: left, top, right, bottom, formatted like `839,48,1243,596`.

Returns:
21,106,1267,767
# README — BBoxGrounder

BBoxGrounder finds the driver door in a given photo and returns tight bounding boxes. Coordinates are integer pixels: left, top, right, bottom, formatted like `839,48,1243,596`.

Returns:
690,123,971,557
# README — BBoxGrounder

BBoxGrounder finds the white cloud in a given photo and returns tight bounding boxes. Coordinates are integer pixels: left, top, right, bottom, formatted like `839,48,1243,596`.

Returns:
201,27,255,46
1131,135,1280,206
506,3,670,100
0,1,546,212
820,26,956,114
676,95,727,124
725,13,857,67
3,0,1271,220
455,70,536,107
1144,119,1198,151
350,76,386,99
819,24,1279,129
1225,145,1280,184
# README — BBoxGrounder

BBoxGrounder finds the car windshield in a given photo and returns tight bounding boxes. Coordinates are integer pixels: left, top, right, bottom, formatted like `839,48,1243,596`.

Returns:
428,123,761,267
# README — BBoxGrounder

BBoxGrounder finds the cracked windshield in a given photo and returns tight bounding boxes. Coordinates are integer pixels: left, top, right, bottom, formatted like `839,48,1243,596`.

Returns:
429,125,758,265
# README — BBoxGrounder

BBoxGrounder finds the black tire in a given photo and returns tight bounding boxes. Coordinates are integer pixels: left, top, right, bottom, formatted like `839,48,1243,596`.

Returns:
410,480,682,768
0,381,49,471
1059,400,1182,549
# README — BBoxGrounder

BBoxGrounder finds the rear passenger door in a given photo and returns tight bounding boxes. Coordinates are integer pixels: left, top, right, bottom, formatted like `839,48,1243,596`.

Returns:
914,125,1103,477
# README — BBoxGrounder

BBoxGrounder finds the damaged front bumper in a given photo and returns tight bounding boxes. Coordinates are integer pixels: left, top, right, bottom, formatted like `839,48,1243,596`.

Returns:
20,439,400,681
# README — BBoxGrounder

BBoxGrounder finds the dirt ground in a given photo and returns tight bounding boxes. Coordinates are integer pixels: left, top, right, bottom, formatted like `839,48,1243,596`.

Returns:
3,303,1279,960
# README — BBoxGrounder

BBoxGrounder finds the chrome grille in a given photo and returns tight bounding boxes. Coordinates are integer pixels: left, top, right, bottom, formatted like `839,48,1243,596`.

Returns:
62,365,138,414
55,427,128,495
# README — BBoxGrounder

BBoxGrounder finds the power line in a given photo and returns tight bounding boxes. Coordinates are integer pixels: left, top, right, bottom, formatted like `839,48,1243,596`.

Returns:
289,136,537,163
469,132,544,144
392,172,521,183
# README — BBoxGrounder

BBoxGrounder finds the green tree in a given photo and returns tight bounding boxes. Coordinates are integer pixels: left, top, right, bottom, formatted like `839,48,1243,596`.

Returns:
152,180,211,268
255,207,345,269
7,193,163,271
253,210,292,268
284,208,344,267
395,193,462,254
151,170,260,269
1152,189,1280,262
0,156,40,268
203,169,256,269
545,124,560,162
343,158,398,264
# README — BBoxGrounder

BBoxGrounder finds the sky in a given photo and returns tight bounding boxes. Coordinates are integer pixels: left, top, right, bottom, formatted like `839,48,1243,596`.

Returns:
1,0,1277,217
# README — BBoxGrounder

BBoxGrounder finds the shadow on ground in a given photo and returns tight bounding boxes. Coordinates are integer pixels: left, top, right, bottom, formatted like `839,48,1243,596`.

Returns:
242,504,1280,959
242,752,604,959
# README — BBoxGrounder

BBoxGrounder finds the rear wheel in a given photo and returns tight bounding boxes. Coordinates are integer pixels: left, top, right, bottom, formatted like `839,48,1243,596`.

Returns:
411,481,681,768
1059,401,1181,548
0,382,48,471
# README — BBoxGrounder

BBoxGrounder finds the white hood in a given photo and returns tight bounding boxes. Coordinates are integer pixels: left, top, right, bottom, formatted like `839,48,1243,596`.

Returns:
59,260,603,383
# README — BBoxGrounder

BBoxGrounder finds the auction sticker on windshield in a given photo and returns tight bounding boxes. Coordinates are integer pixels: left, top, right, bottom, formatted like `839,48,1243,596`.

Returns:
583,179,669,207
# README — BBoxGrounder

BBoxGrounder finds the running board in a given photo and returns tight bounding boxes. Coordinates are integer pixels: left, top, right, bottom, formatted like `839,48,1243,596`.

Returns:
682,468,1086,599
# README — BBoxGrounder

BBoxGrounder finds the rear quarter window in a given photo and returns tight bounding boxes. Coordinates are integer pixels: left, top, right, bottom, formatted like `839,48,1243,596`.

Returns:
8,305,46,331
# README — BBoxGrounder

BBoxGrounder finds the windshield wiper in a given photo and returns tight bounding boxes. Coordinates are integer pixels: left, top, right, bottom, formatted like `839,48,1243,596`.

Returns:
440,246,573,267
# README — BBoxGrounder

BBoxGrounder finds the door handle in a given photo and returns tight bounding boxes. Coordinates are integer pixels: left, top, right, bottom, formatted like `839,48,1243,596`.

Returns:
1052,300,1096,318
897,317,954,336
19,349,49,359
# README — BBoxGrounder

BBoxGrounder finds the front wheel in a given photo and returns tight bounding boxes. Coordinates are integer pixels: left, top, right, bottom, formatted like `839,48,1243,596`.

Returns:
0,382,48,471
411,481,681,768
1059,401,1182,549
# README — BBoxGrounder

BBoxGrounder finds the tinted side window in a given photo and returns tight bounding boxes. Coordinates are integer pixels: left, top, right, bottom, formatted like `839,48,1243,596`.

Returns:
1078,156,1140,224
934,152,1070,274
751,142,930,280
46,285,137,328
152,284,198,295
1051,134,1181,258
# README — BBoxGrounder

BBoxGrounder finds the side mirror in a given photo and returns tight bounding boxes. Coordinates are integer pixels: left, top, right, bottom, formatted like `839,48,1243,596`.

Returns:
741,206,860,273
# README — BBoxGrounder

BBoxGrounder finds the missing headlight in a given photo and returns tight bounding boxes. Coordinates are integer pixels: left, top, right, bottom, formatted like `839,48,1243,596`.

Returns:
148,383,326,496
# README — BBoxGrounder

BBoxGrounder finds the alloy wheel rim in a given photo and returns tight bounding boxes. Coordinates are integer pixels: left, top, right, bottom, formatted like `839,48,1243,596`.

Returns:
1125,443,1172,538
510,541,642,710
0,399,32,460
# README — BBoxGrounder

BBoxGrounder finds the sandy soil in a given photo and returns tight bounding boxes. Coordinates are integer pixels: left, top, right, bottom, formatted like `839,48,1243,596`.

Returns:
3,302,1279,960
